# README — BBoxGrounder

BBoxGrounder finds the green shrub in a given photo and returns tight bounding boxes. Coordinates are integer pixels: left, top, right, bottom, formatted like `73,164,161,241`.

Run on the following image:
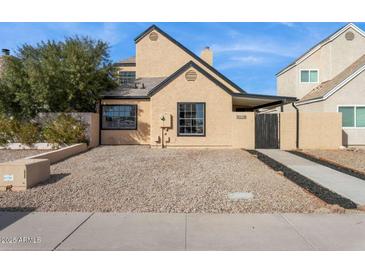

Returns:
0,116,42,146
14,122,42,146
0,115,16,146
43,114,87,145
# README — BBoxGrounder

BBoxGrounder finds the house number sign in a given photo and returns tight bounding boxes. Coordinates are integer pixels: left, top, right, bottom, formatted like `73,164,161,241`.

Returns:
3,174,14,182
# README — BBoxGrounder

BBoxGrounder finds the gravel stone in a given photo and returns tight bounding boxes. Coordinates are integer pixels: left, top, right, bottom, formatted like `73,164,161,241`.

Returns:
303,149,365,173
249,150,358,209
0,146,326,213
0,150,48,163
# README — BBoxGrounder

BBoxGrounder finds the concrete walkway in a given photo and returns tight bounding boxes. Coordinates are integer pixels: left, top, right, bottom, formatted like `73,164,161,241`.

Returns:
257,149,365,206
1,212,365,250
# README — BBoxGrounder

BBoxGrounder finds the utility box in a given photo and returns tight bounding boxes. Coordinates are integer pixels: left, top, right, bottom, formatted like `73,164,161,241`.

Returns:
0,158,50,191
159,112,172,128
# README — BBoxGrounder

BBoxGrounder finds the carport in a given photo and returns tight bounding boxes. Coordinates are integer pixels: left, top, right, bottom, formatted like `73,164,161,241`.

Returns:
231,93,297,149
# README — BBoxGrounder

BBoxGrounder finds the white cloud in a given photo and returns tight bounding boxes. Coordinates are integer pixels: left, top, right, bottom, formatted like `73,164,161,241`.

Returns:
212,39,300,58
231,56,264,64
279,22,296,28
216,55,266,70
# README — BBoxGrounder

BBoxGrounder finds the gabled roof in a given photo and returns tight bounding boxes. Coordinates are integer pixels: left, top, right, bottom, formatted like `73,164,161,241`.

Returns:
148,61,296,106
277,23,365,76
101,60,296,109
148,61,234,97
134,24,247,94
297,54,365,105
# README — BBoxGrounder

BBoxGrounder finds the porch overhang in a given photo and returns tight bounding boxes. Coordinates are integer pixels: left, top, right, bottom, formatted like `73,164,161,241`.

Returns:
231,93,297,111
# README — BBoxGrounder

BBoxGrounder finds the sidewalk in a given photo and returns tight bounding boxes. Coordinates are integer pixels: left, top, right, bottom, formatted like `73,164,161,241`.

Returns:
1,212,365,250
257,149,365,206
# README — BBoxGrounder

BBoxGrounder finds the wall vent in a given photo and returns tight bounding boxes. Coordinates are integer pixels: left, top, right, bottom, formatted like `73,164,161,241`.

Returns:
149,32,158,41
185,70,197,81
345,31,355,41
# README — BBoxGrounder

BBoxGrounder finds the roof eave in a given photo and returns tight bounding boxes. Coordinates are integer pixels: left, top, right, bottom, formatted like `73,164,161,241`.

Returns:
276,23,365,76
100,95,151,100
133,24,247,94
114,62,136,67
232,92,297,102
148,61,236,97
297,61,365,105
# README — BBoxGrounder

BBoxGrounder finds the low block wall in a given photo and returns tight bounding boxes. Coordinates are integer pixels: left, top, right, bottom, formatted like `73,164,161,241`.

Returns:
25,143,87,164
280,112,342,150
231,112,255,149
0,159,50,191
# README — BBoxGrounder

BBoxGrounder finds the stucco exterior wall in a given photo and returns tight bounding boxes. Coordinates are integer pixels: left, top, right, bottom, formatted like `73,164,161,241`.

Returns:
322,71,365,146
277,47,326,99
136,29,242,93
277,26,365,99
330,28,365,77
280,112,342,150
89,113,100,148
100,99,151,145
292,70,365,145
231,112,255,149
279,112,297,150
0,159,50,191
26,143,88,164
150,67,235,148
299,112,342,149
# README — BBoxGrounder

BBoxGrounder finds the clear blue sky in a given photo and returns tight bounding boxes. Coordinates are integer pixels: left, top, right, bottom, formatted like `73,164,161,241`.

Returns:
1,22,363,95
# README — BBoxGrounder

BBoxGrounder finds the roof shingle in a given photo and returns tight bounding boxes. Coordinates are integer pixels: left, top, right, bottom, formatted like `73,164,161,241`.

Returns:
116,56,136,65
101,77,166,98
300,54,365,102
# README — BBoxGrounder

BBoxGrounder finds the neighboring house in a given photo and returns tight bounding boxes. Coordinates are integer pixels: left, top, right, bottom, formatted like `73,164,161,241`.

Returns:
277,23,365,146
100,25,296,147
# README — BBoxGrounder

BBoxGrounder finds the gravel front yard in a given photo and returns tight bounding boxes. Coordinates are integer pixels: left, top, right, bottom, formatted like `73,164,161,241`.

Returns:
0,146,326,213
0,150,47,163
303,149,365,173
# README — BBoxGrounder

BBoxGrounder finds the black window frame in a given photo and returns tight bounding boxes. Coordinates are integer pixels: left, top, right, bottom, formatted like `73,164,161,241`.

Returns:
101,104,138,130
119,71,136,87
177,102,206,137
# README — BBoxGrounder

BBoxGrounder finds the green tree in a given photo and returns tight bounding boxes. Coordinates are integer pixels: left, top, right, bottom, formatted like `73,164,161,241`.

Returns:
0,37,117,120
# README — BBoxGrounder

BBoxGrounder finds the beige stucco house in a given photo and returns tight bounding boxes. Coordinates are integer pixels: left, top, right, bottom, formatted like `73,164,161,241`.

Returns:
277,23,365,146
100,25,296,148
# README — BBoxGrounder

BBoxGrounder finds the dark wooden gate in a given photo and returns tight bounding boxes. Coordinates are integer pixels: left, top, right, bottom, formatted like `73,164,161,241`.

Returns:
255,114,279,149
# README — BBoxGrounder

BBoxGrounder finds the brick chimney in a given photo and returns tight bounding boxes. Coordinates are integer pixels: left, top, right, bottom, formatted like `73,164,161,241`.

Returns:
200,46,213,66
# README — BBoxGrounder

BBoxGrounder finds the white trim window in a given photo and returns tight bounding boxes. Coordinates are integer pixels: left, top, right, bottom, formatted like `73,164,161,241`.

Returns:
338,106,365,128
177,103,205,136
300,69,319,83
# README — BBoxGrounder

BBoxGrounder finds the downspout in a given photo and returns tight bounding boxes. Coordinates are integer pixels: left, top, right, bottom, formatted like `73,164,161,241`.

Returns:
292,102,299,149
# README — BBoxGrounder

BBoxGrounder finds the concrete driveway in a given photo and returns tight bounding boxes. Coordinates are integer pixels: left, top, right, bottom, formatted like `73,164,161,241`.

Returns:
1,212,365,251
